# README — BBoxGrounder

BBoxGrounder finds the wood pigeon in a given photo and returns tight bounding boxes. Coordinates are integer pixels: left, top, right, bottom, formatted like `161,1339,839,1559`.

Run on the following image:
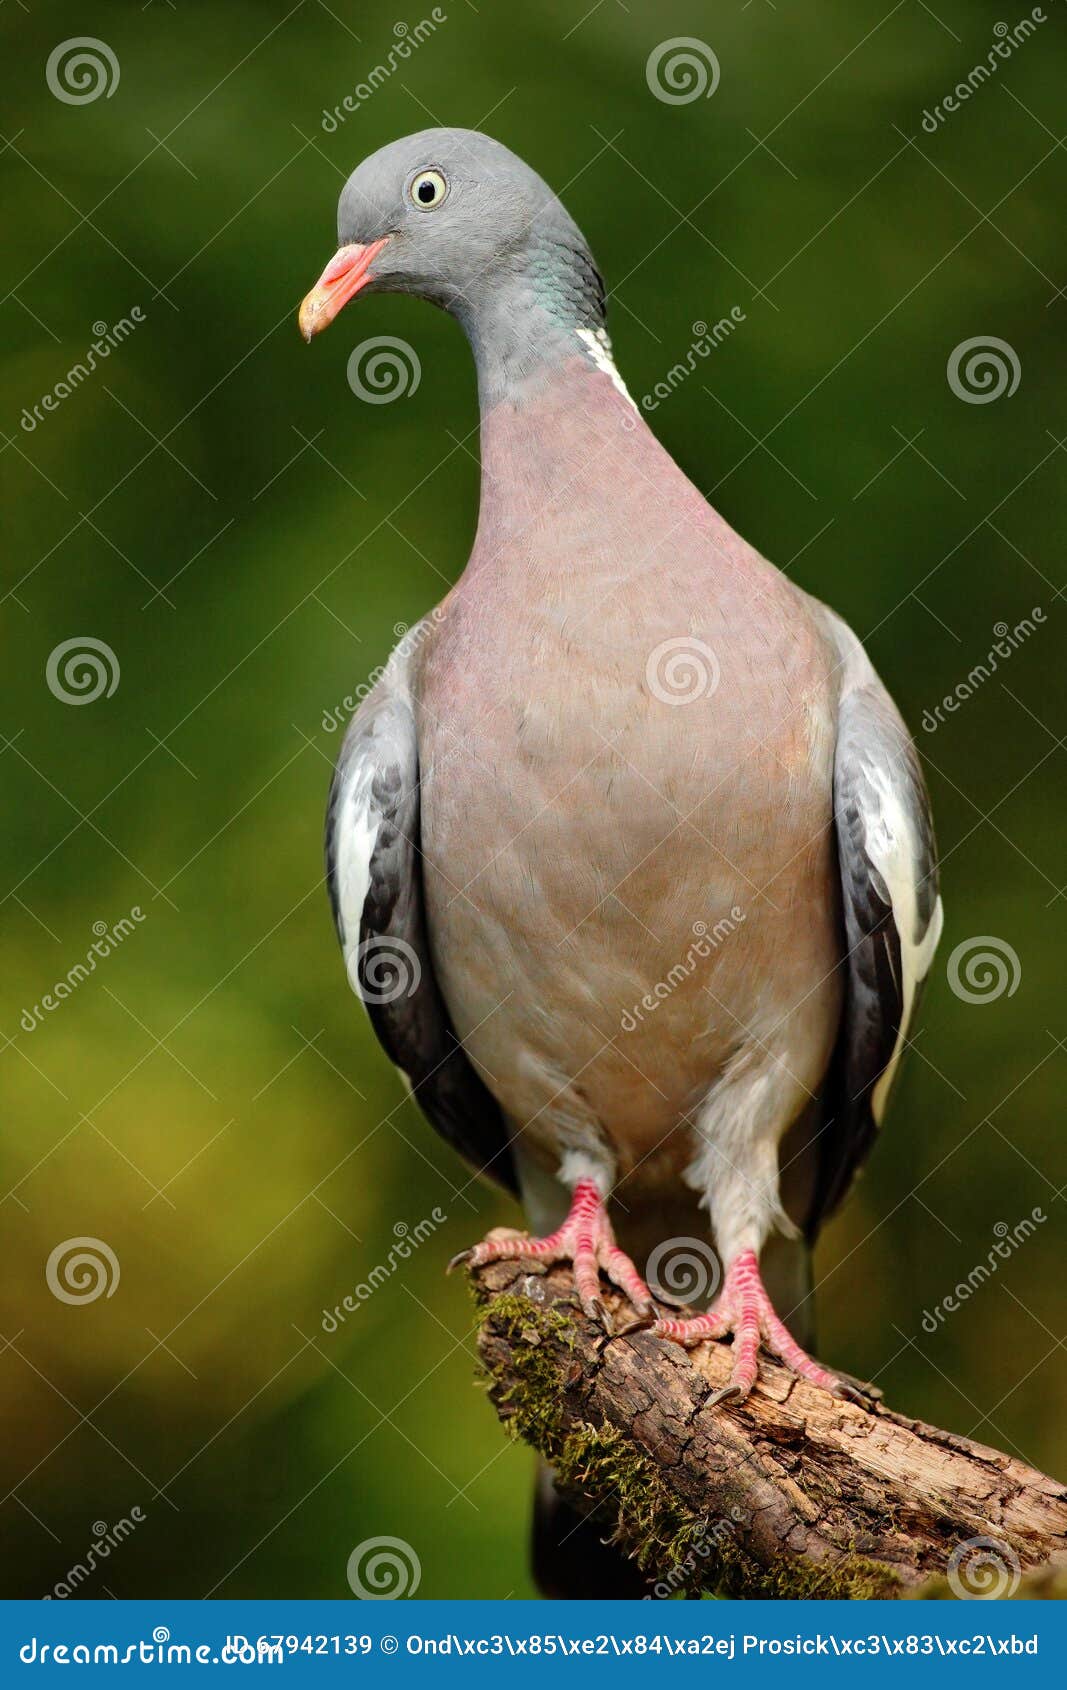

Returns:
300,129,943,1408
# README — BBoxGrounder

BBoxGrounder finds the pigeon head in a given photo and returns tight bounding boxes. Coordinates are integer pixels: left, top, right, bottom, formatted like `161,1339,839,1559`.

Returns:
298,129,608,391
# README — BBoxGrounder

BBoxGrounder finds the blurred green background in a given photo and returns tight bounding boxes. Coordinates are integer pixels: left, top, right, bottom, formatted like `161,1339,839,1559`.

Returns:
2,0,1065,1600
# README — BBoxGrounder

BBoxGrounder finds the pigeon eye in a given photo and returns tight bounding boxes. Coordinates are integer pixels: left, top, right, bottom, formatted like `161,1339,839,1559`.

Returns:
410,169,448,210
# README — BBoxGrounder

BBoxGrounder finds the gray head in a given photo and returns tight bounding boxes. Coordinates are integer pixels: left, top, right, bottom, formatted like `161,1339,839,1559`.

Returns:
299,129,608,397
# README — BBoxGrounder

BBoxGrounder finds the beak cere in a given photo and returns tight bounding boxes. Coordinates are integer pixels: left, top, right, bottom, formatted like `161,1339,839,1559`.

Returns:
298,237,390,341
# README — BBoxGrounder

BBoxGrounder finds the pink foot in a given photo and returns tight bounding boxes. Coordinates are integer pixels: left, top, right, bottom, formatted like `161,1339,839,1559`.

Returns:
652,1249,873,1406
449,1179,654,1328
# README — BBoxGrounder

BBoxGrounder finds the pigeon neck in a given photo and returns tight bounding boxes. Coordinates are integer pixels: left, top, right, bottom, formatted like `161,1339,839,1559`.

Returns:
467,335,651,586
451,250,610,411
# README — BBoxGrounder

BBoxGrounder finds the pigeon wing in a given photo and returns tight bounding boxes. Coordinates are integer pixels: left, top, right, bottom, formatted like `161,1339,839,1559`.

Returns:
325,634,517,1193
809,612,943,1232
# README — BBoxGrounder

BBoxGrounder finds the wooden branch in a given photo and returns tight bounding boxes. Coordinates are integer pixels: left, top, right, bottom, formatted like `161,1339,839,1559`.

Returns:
471,1258,1067,1599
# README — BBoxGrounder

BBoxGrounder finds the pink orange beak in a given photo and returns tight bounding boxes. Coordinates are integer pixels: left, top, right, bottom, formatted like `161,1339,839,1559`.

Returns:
298,238,389,341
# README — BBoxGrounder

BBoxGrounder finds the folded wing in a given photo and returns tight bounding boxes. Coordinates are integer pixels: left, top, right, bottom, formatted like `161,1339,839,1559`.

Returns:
810,612,943,1231
325,637,517,1192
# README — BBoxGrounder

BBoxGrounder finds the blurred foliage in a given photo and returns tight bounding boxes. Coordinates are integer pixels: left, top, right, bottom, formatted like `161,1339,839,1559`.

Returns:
1,0,1065,1600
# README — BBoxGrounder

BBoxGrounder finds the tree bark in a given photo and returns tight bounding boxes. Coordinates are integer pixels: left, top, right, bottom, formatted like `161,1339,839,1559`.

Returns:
471,1257,1067,1599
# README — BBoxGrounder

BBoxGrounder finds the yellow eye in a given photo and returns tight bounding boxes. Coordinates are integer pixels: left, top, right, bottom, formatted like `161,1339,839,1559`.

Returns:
410,168,447,210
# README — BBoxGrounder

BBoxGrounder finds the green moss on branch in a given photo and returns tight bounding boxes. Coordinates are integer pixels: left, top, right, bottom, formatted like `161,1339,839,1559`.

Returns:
475,1278,905,1600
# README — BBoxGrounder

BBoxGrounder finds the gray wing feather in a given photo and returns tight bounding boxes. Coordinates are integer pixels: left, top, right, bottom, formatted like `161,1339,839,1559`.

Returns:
809,614,943,1233
325,648,516,1193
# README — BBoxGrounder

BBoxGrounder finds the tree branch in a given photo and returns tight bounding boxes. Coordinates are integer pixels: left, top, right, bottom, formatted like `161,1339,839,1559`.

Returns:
471,1258,1067,1599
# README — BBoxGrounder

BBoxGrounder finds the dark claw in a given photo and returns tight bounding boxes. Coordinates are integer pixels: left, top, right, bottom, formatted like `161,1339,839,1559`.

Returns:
833,1379,880,1410
707,1381,748,1409
587,1296,612,1334
614,1312,655,1337
446,1249,474,1274
837,1371,883,1402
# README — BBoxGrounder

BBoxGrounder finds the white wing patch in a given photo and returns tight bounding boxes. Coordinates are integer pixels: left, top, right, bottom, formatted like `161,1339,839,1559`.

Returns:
333,761,378,999
862,760,944,1120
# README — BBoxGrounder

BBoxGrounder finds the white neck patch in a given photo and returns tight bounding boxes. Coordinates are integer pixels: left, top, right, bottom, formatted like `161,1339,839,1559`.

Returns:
576,326,638,410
